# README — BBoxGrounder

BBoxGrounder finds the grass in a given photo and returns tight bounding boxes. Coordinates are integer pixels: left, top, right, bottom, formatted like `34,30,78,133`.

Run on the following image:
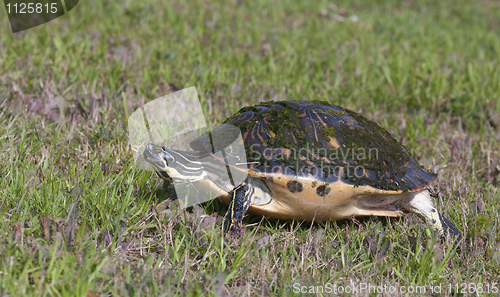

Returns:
1,0,500,295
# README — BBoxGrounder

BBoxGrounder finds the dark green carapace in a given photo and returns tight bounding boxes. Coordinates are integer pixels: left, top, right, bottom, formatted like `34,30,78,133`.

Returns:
223,100,436,192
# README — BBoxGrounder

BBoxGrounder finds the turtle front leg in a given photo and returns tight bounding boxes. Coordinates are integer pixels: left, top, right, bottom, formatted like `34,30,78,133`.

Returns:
405,190,462,241
223,183,252,234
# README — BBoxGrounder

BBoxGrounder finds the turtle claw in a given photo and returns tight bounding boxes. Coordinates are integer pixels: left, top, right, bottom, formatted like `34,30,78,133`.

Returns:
223,221,246,240
439,212,463,245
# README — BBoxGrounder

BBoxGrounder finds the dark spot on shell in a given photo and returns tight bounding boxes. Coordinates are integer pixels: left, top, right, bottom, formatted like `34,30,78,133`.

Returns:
316,185,331,196
286,180,303,193
431,209,436,213
432,219,437,224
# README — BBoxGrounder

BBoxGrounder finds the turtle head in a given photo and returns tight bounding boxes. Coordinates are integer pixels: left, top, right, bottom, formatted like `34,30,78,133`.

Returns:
143,143,205,182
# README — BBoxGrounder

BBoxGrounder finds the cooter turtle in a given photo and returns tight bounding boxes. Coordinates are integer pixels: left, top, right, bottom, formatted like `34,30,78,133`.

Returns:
143,100,461,239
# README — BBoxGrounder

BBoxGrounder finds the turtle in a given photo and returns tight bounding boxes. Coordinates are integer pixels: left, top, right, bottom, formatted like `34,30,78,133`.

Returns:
143,100,461,239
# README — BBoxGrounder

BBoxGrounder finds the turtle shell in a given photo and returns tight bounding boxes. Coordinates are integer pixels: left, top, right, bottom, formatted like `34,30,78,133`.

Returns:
219,100,436,192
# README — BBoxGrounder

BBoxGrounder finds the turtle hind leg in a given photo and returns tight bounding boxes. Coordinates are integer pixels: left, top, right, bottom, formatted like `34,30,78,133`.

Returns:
405,190,462,241
223,183,252,234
